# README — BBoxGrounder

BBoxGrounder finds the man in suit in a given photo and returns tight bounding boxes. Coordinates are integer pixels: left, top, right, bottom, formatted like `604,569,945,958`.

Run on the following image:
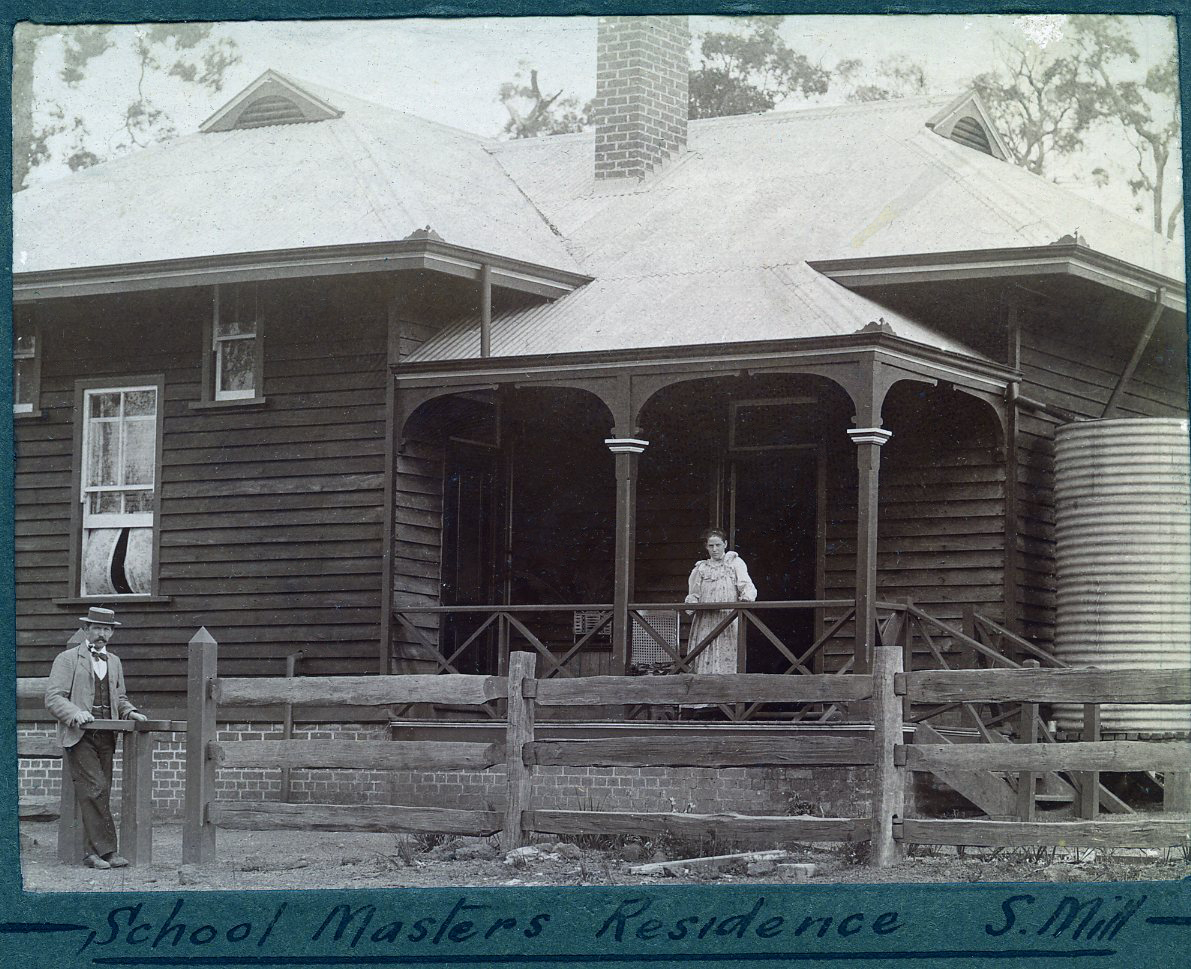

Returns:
45,606,147,869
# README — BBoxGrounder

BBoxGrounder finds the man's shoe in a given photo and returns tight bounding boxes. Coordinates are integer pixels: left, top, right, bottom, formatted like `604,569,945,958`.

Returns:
83,854,111,869
102,853,130,868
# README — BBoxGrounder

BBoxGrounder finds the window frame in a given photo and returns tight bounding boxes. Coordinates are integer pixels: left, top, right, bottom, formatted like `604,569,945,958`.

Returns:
728,396,819,452
67,374,166,601
196,283,266,409
12,306,42,418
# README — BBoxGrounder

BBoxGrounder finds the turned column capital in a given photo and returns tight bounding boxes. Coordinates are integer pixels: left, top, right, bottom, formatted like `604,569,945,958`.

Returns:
847,427,893,447
604,437,649,454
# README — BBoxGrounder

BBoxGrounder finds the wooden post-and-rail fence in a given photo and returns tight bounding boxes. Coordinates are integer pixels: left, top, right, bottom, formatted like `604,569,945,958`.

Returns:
18,617,1191,869
184,621,1191,865
183,633,889,863
16,675,183,866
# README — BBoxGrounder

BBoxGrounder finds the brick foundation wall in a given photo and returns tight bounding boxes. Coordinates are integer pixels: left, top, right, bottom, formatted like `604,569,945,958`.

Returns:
18,721,393,818
19,721,872,822
388,764,868,818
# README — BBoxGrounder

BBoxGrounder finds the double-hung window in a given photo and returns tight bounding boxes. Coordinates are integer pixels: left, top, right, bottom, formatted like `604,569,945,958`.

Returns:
208,284,263,401
13,309,40,415
79,384,159,596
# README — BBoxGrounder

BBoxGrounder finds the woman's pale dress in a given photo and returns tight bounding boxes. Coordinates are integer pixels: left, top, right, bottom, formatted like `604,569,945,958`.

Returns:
686,551,758,675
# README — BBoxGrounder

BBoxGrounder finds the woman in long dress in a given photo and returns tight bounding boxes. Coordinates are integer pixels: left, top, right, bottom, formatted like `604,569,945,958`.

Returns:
684,528,758,675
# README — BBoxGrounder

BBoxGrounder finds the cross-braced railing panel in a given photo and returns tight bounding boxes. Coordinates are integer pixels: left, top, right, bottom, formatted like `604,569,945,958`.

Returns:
395,600,860,723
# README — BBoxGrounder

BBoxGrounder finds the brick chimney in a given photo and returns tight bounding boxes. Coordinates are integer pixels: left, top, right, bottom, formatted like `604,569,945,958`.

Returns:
592,16,689,181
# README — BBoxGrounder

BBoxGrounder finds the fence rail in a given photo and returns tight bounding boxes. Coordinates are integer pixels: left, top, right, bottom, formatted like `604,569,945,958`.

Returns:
528,810,868,844
901,668,1191,704
215,673,507,707
900,818,1190,849
210,802,503,835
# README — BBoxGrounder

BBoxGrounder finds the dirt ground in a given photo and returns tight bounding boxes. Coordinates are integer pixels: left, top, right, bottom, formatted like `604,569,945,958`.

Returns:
20,818,1191,892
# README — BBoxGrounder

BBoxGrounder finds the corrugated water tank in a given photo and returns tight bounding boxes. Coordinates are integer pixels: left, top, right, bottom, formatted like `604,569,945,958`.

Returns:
1054,418,1191,734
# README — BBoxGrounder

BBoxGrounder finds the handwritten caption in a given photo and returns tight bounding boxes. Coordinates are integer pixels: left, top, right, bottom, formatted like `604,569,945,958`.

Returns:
77,890,1148,957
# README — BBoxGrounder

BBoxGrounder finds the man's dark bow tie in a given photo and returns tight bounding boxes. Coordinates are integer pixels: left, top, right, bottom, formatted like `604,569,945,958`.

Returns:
88,644,108,657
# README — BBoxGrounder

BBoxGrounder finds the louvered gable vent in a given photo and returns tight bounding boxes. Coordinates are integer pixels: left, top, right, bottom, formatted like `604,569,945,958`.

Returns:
925,91,1008,162
949,116,993,155
235,94,308,128
201,70,342,134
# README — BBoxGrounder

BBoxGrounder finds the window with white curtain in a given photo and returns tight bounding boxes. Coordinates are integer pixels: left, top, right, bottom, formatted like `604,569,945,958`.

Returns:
79,385,158,596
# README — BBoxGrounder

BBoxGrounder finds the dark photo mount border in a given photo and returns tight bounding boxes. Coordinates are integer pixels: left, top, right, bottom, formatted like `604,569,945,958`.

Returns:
3,2,1189,968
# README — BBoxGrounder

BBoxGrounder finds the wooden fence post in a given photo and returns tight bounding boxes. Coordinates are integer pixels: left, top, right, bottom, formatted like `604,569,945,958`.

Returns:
900,598,914,724
961,604,977,670
1164,772,1191,812
1016,658,1040,822
280,651,301,803
183,627,218,863
120,724,155,866
502,651,536,852
871,632,905,867
56,758,85,864
1078,702,1100,820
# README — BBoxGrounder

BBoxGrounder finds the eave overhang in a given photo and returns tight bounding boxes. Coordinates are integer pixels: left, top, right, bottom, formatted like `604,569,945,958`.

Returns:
13,238,593,303
391,330,1018,398
808,244,1186,313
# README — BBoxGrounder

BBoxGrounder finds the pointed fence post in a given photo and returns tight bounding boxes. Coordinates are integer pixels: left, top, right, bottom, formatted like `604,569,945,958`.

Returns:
502,651,536,851
870,628,905,867
183,627,218,863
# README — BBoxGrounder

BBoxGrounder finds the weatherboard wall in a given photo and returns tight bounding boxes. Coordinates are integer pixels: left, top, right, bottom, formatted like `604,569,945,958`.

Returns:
15,277,391,718
823,382,1008,667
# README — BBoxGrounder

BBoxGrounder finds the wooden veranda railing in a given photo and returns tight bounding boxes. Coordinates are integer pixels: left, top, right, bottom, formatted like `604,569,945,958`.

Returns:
392,599,858,721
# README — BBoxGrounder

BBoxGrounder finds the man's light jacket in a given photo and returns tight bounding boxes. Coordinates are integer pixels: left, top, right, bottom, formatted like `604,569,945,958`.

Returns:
45,643,138,748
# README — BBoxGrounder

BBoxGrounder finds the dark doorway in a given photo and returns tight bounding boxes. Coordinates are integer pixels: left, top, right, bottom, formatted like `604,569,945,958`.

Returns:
440,441,503,674
729,448,819,673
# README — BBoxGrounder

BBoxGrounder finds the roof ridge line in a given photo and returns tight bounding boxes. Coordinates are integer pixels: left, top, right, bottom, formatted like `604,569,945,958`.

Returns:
325,115,422,240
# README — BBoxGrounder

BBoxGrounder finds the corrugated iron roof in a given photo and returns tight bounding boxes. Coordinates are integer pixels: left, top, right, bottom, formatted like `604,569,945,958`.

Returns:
410,94,1181,363
17,82,1181,368
405,261,983,361
490,95,1183,279
13,74,577,275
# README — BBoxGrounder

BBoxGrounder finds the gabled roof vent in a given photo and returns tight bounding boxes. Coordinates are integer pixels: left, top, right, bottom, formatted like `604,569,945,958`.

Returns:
926,91,1009,161
948,116,994,155
201,70,343,133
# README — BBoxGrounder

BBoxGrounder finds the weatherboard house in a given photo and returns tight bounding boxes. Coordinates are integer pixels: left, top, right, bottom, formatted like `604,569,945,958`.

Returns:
13,17,1187,815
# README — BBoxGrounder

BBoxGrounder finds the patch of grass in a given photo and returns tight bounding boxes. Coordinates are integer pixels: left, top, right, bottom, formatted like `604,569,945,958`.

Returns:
838,839,871,867
412,832,452,853
787,797,823,817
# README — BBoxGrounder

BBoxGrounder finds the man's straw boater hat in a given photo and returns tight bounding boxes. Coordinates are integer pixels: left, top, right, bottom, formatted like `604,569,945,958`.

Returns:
78,606,120,626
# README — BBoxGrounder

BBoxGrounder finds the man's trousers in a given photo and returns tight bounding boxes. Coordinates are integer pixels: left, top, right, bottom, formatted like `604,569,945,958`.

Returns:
64,731,118,858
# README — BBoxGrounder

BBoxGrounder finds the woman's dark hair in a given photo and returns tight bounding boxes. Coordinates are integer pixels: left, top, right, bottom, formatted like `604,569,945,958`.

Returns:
701,527,728,545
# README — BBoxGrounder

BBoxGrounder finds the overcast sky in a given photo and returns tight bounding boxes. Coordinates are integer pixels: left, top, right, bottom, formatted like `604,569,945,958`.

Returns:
20,14,1181,227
